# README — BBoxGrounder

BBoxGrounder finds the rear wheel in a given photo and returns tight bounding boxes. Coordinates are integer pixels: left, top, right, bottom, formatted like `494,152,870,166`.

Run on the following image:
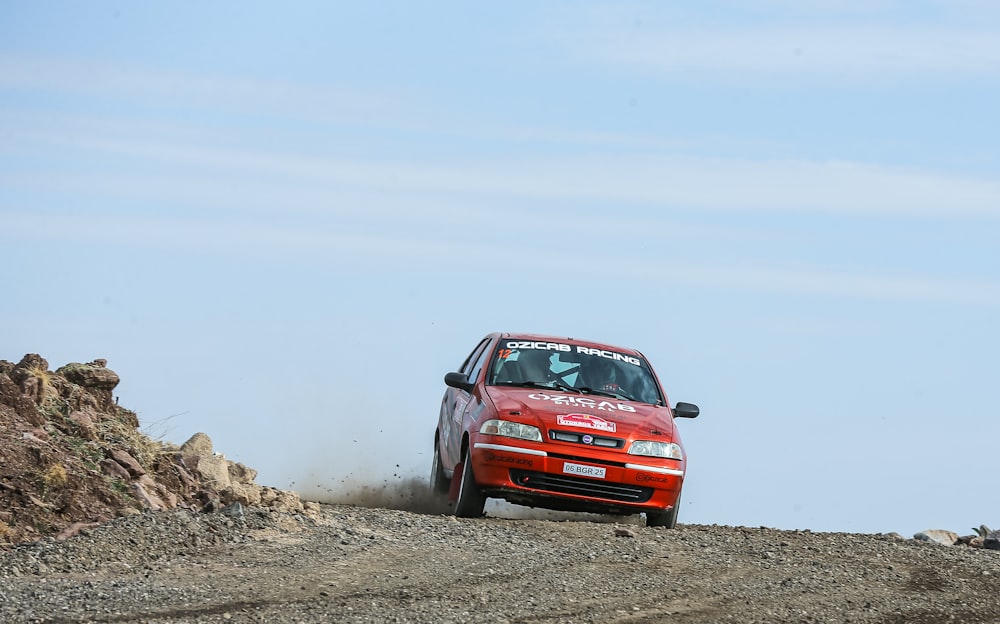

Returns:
453,451,486,518
429,438,450,494
646,491,681,528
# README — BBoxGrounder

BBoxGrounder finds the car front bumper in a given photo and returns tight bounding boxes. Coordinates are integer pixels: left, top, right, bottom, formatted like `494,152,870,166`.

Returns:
469,437,683,513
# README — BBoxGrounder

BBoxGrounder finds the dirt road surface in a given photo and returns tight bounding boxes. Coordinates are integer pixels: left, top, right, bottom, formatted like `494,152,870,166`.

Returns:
2,503,999,624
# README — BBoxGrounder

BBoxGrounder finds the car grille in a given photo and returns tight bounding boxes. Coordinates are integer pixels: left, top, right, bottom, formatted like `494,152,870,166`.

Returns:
549,429,624,449
509,470,654,503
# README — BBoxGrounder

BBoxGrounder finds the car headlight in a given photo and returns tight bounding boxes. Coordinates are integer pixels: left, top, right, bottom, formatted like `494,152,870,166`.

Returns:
628,440,683,459
480,419,542,442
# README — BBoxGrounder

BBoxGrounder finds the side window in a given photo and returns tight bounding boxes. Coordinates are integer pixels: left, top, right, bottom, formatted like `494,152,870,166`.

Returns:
460,339,491,375
466,340,494,385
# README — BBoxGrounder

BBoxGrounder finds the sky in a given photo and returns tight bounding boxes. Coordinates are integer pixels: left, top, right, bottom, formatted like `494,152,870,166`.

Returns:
2,1,998,537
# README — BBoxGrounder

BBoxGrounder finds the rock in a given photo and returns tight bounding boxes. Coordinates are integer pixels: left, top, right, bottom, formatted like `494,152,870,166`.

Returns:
222,482,262,507
179,432,214,458
302,501,322,518
29,428,49,441
131,481,166,511
913,530,959,546
171,461,199,489
985,530,1000,551
10,354,57,405
159,490,179,509
259,487,279,506
55,522,100,541
10,354,49,385
21,431,46,444
109,449,146,478
220,502,245,519
193,454,233,489
0,373,44,425
100,459,132,481
614,528,635,538
137,475,177,510
55,361,120,411
228,461,258,485
261,487,303,514
68,409,99,441
1,352,310,545
56,362,120,390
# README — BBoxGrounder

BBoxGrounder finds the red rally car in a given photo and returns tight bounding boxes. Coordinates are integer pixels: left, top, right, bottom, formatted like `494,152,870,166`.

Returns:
431,332,699,527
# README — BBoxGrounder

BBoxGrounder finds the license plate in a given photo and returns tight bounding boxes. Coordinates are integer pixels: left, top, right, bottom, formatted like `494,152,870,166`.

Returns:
563,462,606,479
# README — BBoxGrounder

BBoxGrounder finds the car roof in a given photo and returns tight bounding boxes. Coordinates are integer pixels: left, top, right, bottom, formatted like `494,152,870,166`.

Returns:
494,332,645,358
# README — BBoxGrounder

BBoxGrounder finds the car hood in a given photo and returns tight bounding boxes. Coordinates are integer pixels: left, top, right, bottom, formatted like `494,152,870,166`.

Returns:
484,386,677,442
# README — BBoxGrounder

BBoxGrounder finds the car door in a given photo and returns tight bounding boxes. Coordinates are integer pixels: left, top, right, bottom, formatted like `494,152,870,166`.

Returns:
440,337,491,469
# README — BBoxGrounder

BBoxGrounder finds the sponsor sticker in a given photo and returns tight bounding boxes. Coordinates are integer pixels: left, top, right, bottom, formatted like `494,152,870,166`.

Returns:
482,450,534,467
506,341,571,352
563,462,607,479
557,413,617,432
529,393,636,413
636,472,670,484
573,346,641,366
504,341,641,366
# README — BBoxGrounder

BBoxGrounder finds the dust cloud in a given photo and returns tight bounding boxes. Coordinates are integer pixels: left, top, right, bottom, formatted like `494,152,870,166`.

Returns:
287,425,643,524
305,475,452,515
297,471,644,525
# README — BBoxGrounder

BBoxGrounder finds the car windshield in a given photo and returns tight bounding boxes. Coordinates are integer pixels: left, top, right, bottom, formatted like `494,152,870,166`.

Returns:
487,339,665,406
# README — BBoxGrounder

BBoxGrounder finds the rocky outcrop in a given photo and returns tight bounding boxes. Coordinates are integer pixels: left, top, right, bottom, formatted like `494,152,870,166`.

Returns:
913,525,1000,550
913,529,959,546
0,354,318,545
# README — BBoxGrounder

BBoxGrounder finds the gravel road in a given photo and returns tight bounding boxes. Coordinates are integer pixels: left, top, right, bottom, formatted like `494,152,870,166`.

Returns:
2,503,999,624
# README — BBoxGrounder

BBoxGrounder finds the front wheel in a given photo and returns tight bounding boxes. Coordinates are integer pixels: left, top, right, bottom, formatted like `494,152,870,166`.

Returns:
453,452,486,518
646,491,681,528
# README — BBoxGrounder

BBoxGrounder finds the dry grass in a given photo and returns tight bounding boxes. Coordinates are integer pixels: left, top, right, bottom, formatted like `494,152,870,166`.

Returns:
97,410,174,470
0,520,12,542
28,364,52,386
42,463,69,490
27,365,53,405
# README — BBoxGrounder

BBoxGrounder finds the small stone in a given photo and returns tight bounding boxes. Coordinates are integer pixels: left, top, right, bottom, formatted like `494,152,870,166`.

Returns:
220,502,245,519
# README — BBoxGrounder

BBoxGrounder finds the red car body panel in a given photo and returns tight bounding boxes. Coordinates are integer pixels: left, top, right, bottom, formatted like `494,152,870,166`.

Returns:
435,332,696,519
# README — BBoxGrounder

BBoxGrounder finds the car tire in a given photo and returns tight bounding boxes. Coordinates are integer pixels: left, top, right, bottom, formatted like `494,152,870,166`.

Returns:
430,439,450,494
646,491,681,528
453,451,486,518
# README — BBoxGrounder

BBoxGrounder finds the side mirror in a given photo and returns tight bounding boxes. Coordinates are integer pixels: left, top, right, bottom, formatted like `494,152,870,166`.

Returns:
444,371,474,393
673,402,699,418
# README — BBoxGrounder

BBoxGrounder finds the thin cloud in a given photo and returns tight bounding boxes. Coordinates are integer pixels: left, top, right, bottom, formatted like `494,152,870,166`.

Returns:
555,21,1000,79
630,260,1000,307
3,211,998,307
0,54,396,123
13,130,1000,218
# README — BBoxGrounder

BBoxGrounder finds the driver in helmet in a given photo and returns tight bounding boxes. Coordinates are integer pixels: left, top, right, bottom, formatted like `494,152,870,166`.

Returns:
515,349,552,383
588,358,623,394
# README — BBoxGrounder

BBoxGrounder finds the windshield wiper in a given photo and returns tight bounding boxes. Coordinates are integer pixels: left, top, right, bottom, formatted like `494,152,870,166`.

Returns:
550,380,583,394
494,380,583,393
